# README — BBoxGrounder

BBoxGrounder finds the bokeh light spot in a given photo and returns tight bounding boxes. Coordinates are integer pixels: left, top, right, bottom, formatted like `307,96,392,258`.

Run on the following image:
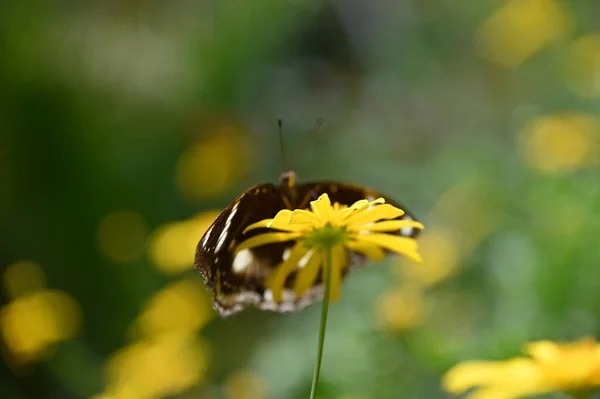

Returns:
96,210,149,263
476,0,571,67
2,260,46,299
565,34,600,98
374,284,427,332
148,211,220,275
519,112,598,174
223,369,266,399
176,124,250,201
0,290,82,363
401,230,459,288
103,332,209,399
135,277,214,337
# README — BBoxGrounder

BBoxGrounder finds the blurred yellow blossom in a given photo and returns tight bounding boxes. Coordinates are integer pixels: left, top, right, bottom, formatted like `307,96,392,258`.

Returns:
393,178,494,288
429,177,494,251
400,229,459,288
519,112,598,174
148,211,220,275
97,210,148,263
443,337,600,399
476,0,571,67
103,332,209,399
565,34,600,98
374,283,427,332
383,178,496,332
224,369,266,399
2,260,46,299
1,290,82,363
176,123,251,201
134,277,214,337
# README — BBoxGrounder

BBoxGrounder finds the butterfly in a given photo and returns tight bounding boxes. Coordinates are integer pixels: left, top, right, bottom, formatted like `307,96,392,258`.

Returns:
195,170,420,317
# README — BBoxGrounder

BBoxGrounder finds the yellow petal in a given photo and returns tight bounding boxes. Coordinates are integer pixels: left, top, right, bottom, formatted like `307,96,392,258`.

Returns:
235,232,302,253
293,251,322,297
442,359,540,394
288,209,321,226
265,243,308,302
351,220,425,232
332,202,348,212
267,210,293,225
332,198,384,224
332,206,364,224
310,194,333,221
324,245,346,302
356,233,422,263
523,340,560,362
267,210,312,232
346,204,405,227
243,219,274,233
345,240,385,261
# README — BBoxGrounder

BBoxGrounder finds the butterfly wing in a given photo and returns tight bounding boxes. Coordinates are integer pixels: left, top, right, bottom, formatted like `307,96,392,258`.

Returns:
195,180,421,317
195,183,303,316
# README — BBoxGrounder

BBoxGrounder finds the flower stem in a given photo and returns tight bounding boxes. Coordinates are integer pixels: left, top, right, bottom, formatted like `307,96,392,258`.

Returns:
309,247,333,399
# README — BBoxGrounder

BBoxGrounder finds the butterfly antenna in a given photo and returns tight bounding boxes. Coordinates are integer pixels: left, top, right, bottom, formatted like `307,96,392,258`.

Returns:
278,119,289,172
290,118,324,168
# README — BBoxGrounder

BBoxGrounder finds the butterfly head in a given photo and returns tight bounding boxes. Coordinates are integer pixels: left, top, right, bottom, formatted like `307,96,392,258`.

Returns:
279,170,297,189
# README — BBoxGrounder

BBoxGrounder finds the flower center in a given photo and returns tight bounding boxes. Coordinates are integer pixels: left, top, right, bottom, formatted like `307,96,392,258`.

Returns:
303,223,348,251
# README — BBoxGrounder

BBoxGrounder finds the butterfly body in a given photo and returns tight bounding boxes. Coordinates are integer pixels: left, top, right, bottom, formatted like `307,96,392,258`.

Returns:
195,171,419,316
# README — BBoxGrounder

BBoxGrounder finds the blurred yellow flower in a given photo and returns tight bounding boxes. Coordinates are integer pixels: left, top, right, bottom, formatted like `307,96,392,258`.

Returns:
103,332,209,399
565,34,600,98
392,178,495,289
1,290,82,363
223,369,266,399
176,123,251,201
148,211,220,275
428,177,493,252
97,210,148,263
476,0,571,67
374,284,427,332
400,229,459,288
237,193,424,303
443,337,600,399
2,260,46,299
519,112,598,174
134,277,214,337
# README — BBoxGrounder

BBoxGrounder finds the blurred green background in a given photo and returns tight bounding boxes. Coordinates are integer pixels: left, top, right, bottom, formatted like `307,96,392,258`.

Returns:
2,1,600,398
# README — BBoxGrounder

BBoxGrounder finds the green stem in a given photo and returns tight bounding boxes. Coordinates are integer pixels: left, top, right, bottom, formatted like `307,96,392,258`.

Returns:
309,247,333,399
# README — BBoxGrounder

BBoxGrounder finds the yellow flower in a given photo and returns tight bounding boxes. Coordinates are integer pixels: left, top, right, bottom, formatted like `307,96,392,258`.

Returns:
374,283,427,332
148,211,220,275
102,332,209,399
476,0,571,68
518,112,599,174
1,290,82,363
223,369,266,399
443,337,600,399
234,193,424,303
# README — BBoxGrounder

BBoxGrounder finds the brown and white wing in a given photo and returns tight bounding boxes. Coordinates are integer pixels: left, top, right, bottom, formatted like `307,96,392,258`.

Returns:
195,184,306,316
